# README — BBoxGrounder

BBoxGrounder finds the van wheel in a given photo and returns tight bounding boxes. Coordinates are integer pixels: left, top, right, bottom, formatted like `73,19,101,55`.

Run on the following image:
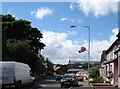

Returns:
15,81,22,88
30,80,35,85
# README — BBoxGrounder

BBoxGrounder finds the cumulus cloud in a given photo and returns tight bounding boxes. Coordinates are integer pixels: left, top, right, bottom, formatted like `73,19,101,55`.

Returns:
76,0,119,17
31,7,53,19
41,28,119,64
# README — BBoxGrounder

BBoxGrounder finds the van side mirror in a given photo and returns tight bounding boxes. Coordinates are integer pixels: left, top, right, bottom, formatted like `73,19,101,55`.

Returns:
30,73,34,77
30,70,34,77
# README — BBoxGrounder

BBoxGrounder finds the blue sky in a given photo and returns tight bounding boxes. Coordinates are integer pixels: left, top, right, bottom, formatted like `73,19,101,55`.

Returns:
2,1,119,64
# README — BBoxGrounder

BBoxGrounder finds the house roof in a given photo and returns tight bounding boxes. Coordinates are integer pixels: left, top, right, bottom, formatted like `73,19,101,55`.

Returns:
54,66,61,71
105,30,120,54
105,39,119,54
103,58,117,64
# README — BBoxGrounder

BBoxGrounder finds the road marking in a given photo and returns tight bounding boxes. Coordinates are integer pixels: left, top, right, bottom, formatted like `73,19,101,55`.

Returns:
41,84,47,87
40,84,60,87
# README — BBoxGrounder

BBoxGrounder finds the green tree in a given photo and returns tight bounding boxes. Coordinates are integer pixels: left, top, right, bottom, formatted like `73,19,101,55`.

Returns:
2,14,46,75
3,39,43,73
45,58,54,76
2,14,45,55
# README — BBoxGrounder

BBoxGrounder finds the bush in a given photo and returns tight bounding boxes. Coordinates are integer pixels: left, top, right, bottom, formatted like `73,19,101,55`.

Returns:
94,76,104,83
89,77,104,83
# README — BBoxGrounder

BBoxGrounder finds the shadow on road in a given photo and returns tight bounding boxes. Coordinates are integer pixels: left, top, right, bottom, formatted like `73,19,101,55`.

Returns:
1,84,43,89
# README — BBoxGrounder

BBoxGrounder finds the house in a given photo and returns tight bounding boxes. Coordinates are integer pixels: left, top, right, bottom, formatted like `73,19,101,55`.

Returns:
54,64,68,76
100,30,120,87
115,31,120,87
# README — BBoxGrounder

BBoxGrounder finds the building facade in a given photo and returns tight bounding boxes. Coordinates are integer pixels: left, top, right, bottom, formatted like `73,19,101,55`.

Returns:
100,30,120,87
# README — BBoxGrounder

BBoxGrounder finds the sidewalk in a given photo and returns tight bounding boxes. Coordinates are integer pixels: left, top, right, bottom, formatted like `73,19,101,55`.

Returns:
90,83,119,88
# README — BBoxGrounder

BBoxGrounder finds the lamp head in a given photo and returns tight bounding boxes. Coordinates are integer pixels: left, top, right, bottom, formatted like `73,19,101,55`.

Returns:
70,25,76,28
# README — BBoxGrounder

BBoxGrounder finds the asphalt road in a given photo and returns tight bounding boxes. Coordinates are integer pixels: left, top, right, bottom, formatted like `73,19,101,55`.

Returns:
1,80,119,89
1,80,88,89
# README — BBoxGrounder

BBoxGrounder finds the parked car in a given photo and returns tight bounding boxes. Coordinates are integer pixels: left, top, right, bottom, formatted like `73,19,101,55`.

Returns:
0,61,35,88
60,73,78,87
76,75,84,81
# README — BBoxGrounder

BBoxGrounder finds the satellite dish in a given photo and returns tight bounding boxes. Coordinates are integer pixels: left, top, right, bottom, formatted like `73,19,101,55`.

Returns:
113,45,117,51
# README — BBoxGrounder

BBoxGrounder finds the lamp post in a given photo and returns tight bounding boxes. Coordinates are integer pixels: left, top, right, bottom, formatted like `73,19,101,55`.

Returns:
84,26,90,85
70,25,91,85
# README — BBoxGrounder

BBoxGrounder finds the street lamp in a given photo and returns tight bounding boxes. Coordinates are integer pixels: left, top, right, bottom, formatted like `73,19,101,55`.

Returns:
70,25,91,85
84,26,90,85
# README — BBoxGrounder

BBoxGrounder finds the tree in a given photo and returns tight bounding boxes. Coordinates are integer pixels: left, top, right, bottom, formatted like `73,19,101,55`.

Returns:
45,58,54,76
3,39,43,72
2,14,46,75
2,14,45,55
89,65,104,83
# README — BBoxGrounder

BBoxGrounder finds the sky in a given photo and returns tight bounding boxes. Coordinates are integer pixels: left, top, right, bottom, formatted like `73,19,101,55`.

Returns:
1,0,120,64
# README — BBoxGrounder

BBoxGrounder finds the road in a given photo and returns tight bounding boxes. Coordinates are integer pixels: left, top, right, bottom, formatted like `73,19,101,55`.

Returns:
1,80,119,89
2,80,89,89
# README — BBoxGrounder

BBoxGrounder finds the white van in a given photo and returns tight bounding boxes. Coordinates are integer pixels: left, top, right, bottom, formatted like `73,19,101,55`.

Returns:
0,61,34,87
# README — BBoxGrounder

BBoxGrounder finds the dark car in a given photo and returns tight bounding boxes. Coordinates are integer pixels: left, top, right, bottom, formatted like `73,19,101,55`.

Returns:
60,73,78,87
56,76,62,81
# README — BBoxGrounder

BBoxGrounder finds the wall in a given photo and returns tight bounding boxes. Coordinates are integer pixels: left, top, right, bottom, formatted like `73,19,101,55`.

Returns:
118,51,120,88
114,60,118,85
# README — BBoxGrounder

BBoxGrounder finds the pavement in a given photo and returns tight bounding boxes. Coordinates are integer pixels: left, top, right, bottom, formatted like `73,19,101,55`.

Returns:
90,83,119,89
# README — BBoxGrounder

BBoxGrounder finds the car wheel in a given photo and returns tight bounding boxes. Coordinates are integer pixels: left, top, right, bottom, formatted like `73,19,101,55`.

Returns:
76,82,78,86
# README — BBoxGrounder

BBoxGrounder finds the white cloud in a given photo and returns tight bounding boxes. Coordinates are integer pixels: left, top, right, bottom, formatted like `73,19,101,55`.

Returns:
41,31,79,64
76,0,119,17
7,9,18,19
70,4,74,10
110,28,119,42
60,17,82,23
70,19,75,22
31,11,35,15
61,17,67,21
31,7,53,19
41,28,119,64
67,30,78,36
